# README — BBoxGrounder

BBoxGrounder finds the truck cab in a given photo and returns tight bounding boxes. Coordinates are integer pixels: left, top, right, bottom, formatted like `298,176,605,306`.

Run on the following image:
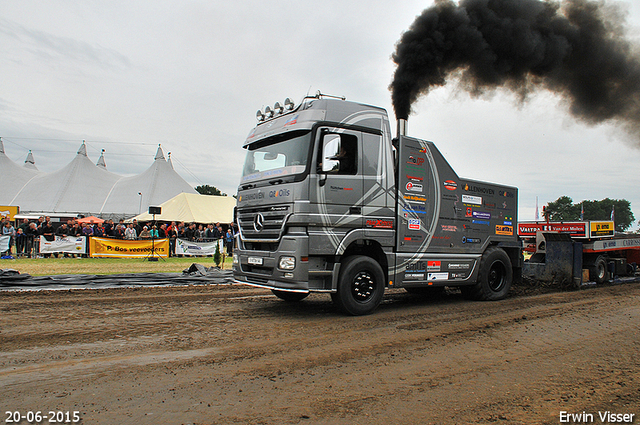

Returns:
234,93,521,315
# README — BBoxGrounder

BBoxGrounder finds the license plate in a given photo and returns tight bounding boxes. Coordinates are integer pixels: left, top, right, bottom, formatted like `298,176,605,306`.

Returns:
248,257,263,265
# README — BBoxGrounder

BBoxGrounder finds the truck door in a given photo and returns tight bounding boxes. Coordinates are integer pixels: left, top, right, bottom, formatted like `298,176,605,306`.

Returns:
310,128,364,235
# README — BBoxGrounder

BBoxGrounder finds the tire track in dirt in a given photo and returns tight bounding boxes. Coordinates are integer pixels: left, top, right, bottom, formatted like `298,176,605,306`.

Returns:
0,283,638,424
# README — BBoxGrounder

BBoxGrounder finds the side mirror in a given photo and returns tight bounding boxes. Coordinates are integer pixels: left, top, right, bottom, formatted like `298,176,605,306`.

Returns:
321,134,341,173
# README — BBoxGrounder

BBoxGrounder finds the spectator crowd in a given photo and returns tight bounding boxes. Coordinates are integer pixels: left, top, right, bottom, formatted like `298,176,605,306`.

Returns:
1,216,237,258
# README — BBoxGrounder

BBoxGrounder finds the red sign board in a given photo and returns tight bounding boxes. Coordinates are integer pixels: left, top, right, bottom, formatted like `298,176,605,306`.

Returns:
518,222,587,238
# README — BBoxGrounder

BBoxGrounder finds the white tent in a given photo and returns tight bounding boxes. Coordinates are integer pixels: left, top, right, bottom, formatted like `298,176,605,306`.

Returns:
4,142,199,218
0,138,40,204
100,146,197,216
10,142,121,214
131,192,236,224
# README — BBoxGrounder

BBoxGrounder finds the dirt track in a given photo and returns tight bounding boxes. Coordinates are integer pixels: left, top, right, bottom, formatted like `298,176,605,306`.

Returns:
1,283,639,425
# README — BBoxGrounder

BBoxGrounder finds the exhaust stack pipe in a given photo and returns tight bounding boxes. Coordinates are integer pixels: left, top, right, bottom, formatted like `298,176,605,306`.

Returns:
397,118,408,138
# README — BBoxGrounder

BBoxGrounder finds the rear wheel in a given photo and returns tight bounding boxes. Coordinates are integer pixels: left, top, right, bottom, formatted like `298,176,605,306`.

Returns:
332,256,385,315
461,247,512,301
589,255,608,284
271,289,309,302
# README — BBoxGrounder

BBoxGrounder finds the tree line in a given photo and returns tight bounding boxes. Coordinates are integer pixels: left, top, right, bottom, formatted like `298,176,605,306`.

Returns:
544,196,635,232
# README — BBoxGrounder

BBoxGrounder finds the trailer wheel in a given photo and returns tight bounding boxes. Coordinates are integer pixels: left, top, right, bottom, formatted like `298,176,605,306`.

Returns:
331,255,385,315
462,247,512,301
589,255,609,284
271,290,309,302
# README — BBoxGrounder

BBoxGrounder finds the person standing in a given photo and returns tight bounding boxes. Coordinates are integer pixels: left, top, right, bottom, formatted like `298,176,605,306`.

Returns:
17,219,30,256
2,221,16,256
124,223,137,240
225,228,234,256
25,222,39,258
166,222,177,256
139,226,151,239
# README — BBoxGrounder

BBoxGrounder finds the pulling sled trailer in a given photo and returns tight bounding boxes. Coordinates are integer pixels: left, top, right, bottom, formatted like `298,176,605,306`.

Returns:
519,221,640,285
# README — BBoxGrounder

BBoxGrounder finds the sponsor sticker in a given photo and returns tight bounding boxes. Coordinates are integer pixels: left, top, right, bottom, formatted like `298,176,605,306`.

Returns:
407,156,425,166
464,184,495,195
406,182,424,192
472,220,490,226
404,195,427,202
408,219,421,230
462,194,482,205
428,272,449,281
472,211,491,220
448,263,471,270
496,225,514,236
444,180,458,191
366,219,394,229
269,189,291,198
427,261,441,271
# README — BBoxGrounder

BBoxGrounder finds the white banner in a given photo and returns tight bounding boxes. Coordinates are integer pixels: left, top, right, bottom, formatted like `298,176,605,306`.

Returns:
175,238,224,256
39,236,87,254
0,236,9,253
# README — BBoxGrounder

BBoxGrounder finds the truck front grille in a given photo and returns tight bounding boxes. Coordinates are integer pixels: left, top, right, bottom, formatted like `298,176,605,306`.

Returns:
238,205,290,242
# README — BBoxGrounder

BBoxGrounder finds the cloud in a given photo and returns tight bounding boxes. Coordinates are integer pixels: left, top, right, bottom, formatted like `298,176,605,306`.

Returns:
0,17,131,70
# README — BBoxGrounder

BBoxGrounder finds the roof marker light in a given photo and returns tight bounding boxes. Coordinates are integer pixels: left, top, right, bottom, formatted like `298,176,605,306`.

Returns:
264,106,273,119
274,102,283,115
256,109,265,121
284,98,294,110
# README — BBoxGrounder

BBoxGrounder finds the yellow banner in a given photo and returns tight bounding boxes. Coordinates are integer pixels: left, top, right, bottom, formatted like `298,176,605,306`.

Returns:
0,206,19,220
590,221,614,237
89,237,169,258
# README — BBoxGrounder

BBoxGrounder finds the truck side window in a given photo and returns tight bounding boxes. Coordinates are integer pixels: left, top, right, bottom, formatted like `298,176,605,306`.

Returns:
320,133,357,175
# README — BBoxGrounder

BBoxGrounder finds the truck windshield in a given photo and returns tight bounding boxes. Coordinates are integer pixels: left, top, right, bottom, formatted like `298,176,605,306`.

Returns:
241,130,311,182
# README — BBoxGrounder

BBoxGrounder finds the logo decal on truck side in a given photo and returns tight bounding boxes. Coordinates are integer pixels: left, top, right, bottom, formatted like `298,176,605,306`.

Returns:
444,180,458,190
405,182,423,192
408,219,421,230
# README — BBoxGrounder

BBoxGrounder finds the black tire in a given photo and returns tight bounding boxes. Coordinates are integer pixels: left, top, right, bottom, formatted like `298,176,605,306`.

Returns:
589,255,608,284
461,247,512,301
332,255,385,315
271,289,309,302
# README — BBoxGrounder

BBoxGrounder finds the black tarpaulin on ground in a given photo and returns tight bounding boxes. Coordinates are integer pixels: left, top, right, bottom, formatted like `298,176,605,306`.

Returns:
0,265,234,291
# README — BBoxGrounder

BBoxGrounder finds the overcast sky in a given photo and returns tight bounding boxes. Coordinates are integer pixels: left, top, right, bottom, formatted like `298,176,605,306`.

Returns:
2,1,640,227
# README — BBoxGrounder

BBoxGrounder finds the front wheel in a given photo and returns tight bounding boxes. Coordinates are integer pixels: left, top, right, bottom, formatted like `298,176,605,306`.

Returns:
461,247,513,301
332,256,385,316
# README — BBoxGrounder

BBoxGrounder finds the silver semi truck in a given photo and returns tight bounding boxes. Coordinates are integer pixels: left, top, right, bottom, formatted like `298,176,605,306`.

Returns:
233,93,521,315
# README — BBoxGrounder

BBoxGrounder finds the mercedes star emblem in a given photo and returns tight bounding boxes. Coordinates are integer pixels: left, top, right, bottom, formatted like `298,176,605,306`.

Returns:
253,213,265,232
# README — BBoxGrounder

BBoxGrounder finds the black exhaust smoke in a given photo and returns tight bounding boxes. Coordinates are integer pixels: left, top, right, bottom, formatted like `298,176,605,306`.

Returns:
390,0,640,140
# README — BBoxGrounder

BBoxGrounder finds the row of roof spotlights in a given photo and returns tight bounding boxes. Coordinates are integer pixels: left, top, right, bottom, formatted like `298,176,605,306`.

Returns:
256,98,295,122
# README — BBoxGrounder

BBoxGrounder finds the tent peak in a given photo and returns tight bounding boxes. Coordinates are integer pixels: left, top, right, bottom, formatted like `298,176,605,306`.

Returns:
24,150,38,170
97,149,107,168
77,141,87,156
154,144,165,161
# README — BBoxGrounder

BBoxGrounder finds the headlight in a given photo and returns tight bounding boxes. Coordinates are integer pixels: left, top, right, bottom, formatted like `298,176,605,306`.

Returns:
233,253,239,265
278,256,296,270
